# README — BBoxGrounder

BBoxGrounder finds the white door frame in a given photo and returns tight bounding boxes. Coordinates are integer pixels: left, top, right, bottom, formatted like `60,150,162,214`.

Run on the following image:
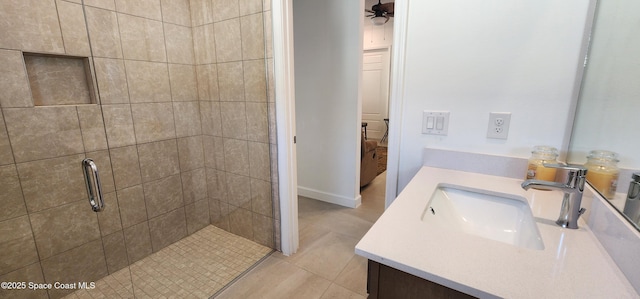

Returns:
273,0,410,253
383,0,408,209
272,0,299,256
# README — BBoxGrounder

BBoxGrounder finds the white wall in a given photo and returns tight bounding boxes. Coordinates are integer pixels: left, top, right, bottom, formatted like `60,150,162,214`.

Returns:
568,0,640,170
395,0,592,191
293,0,364,207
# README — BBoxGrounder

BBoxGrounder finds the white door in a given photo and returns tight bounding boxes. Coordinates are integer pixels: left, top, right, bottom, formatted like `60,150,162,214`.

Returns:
362,48,390,141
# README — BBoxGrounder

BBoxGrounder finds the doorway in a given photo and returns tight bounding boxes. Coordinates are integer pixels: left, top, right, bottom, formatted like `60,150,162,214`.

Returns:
362,47,391,143
273,0,399,255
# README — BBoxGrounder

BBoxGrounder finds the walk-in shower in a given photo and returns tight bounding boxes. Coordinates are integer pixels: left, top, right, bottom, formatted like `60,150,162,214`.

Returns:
0,0,278,298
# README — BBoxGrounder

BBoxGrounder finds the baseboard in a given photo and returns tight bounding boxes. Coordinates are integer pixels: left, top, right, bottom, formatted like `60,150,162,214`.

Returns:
298,186,362,208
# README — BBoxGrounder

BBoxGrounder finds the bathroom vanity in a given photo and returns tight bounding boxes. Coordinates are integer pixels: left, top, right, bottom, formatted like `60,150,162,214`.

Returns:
366,259,474,299
356,167,639,298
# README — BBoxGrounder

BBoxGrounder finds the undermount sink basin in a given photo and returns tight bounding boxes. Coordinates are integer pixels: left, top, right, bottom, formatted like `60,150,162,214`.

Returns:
421,184,544,250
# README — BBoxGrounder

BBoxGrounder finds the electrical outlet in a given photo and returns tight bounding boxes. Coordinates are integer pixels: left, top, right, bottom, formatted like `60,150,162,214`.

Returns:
487,112,511,139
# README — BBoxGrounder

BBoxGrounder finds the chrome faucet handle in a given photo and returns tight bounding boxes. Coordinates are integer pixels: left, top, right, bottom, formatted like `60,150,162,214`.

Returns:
542,163,588,177
543,163,588,189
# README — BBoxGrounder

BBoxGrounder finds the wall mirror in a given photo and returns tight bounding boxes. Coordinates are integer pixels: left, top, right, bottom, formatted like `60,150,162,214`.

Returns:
567,0,640,230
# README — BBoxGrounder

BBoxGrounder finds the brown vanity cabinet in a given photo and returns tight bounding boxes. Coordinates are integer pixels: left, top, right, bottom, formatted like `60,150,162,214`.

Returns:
367,260,477,299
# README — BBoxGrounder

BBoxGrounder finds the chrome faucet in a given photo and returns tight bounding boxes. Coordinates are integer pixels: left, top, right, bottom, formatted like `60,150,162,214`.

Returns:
623,173,640,226
521,164,588,229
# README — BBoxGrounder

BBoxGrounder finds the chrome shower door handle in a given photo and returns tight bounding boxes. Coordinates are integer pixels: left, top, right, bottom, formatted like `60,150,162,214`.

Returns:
82,158,105,212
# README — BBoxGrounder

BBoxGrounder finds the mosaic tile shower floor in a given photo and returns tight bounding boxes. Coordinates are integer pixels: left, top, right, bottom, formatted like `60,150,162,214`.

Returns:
63,225,273,299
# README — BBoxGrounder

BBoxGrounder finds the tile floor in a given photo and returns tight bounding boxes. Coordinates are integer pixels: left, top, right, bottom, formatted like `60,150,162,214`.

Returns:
62,171,385,299
63,225,272,299
215,172,387,299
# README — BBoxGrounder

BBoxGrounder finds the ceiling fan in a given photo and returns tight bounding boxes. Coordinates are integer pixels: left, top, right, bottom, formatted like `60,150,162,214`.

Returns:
365,0,394,26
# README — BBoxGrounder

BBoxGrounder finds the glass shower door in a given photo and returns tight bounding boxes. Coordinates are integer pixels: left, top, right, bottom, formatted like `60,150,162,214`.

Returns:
0,1,134,298
0,68,134,299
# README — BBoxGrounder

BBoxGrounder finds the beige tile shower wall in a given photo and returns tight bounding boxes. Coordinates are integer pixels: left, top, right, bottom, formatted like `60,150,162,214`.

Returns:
0,1,278,298
193,0,277,250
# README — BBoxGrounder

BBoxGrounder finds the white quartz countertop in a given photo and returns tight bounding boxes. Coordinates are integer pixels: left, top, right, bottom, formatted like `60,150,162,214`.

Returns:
355,167,638,298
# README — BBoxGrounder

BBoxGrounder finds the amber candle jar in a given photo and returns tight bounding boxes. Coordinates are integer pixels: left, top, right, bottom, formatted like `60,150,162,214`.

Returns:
584,150,620,199
526,146,559,182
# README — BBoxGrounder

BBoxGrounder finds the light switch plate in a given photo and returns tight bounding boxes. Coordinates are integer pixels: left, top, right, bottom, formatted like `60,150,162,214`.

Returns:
423,111,450,135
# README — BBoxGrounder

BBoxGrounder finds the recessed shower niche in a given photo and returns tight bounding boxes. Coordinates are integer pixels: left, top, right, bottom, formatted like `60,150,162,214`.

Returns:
23,53,97,106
